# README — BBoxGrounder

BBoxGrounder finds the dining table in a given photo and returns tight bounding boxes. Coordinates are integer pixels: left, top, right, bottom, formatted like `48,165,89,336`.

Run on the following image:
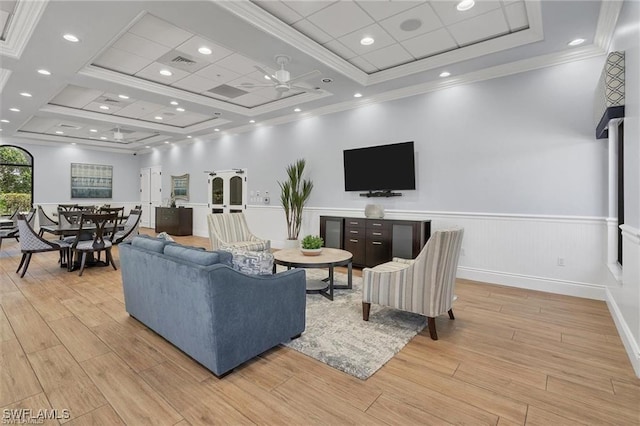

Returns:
39,222,124,271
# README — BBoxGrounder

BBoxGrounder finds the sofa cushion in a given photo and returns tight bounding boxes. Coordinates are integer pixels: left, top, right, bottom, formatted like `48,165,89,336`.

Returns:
131,235,168,253
164,244,231,266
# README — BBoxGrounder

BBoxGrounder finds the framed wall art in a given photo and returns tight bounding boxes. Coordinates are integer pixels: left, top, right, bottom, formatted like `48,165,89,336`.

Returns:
171,174,189,201
70,163,113,198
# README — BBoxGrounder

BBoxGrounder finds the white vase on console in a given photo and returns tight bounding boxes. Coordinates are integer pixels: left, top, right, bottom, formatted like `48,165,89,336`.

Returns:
364,204,384,219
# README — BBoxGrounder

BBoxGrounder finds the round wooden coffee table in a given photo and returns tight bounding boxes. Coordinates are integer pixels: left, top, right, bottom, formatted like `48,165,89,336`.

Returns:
273,248,353,301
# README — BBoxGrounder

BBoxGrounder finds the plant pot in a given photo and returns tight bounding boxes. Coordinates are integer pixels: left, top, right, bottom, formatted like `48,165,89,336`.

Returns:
300,248,322,256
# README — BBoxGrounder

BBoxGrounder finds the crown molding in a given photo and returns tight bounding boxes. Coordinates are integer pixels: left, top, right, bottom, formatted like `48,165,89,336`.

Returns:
215,0,368,85
219,43,606,138
0,0,48,59
12,131,139,154
593,0,625,51
0,68,11,92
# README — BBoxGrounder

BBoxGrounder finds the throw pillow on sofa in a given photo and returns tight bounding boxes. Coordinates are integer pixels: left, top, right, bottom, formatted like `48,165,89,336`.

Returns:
221,247,274,275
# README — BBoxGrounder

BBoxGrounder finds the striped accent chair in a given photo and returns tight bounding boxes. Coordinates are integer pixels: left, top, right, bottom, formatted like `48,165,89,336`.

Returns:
207,213,270,252
362,228,464,340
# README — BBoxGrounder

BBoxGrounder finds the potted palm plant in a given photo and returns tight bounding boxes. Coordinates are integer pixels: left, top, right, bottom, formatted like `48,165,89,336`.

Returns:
279,159,313,243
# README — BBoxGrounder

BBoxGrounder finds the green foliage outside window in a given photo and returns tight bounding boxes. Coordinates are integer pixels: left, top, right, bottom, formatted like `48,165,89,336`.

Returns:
0,146,32,214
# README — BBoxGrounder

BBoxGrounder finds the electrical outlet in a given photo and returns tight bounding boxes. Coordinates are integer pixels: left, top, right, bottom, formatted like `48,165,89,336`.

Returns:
557,257,565,267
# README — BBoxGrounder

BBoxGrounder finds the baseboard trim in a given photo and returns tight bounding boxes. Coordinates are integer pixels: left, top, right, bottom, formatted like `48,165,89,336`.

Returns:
605,287,640,377
457,266,606,300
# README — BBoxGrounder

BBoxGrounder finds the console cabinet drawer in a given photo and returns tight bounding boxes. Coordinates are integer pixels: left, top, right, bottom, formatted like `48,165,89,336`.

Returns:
344,236,366,266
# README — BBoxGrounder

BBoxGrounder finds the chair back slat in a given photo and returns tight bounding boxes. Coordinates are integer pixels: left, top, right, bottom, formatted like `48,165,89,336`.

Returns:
73,213,118,250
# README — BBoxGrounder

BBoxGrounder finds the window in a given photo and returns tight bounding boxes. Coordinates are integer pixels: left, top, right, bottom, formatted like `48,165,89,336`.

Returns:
0,145,33,214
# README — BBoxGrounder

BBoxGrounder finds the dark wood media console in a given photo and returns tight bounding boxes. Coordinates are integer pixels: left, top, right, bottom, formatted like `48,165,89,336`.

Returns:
320,216,431,268
155,207,193,236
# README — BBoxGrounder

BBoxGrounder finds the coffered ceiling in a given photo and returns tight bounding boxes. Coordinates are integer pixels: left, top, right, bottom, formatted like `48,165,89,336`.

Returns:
0,0,622,153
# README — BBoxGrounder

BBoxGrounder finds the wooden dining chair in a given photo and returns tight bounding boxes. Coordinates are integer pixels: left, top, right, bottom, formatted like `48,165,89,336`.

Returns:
37,205,58,237
58,204,79,212
70,212,118,276
15,214,72,278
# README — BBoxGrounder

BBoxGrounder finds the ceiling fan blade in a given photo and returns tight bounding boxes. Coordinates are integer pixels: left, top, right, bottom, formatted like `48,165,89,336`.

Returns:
238,82,273,88
254,65,280,84
290,85,321,93
288,70,321,85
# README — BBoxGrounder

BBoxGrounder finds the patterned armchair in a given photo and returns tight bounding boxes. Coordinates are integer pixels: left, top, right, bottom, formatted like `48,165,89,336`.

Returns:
207,213,270,252
362,228,464,340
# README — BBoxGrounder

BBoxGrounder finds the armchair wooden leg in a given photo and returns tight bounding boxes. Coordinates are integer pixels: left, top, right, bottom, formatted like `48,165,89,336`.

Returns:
427,317,438,340
106,249,117,270
362,302,371,321
16,253,26,274
448,309,455,320
79,253,87,277
19,253,32,278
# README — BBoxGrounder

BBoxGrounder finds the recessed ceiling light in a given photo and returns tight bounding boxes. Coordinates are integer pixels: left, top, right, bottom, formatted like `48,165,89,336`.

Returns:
89,129,97,133
360,37,375,46
99,105,109,110
214,128,220,132
170,101,179,106
198,46,212,55
71,142,76,145
145,145,150,148
63,34,80,42
176,107,185,112
100,136,107,140
55,131,64,134
118,94,130,99
456,0,475,11
353,93,362,98
249,120,255,123
187,136,192,139
0,119,9,123
20,92,32,97
568,38,585,46
264,75,271,80
164,141,169,144
321,77,333,83
9,108,20,112
159,69,173,76
37,69,51,76
294,108,301,112
439,71,451,77
155,116,163,120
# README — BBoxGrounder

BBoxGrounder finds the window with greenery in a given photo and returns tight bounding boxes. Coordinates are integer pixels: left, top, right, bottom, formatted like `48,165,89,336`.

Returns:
0,145,33,215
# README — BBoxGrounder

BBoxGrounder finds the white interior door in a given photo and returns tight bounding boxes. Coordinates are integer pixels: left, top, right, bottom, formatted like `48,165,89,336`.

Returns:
208,169,247,213
140,166,162,228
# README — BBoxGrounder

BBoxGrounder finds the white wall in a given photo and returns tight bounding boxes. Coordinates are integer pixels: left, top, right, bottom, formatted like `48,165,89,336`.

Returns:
0,139,141,205
607,0,640,377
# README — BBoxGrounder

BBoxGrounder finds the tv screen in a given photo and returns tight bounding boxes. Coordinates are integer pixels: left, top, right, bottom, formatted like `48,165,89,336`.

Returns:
343,141,416,192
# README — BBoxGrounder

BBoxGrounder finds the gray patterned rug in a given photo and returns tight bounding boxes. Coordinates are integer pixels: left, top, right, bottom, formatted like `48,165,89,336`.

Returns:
283,269,426,380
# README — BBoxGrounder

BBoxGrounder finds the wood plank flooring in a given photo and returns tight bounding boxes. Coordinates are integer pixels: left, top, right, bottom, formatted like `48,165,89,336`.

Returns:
0,230,638,425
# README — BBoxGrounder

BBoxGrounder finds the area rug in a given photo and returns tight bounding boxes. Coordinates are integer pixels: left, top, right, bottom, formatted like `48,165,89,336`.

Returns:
283,269,426,380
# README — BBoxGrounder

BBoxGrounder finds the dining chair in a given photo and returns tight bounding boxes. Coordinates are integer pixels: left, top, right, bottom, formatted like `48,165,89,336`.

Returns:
99,206,125,224
0,224,19,251
362,228,464,340
109,209,141,245
37,205,58,237
70,212,118,276
15,214,72,278
58,204,79,212
0,208,18,229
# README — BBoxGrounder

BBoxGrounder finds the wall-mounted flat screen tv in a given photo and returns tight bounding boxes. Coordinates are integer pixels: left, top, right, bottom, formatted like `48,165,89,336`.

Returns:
343,141,416,192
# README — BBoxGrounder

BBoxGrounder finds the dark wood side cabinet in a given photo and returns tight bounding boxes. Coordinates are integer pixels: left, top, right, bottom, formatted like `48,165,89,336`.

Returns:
155,207,193,236
319,216,431,268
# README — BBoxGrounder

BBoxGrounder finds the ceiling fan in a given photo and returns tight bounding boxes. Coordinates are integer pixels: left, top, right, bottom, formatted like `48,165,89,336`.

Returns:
238,55,322,98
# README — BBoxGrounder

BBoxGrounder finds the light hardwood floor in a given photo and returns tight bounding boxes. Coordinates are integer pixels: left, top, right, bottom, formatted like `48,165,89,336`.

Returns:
0,231,638,425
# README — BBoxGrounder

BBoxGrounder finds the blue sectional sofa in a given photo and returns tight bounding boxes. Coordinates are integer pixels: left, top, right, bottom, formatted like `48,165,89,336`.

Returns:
119,236,306,377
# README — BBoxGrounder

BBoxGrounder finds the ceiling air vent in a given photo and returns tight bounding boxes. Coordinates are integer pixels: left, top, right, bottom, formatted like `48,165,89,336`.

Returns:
207,84,248,99
57,123,82,130
171,55,196,65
